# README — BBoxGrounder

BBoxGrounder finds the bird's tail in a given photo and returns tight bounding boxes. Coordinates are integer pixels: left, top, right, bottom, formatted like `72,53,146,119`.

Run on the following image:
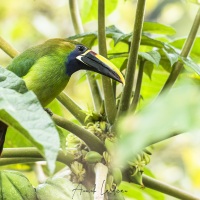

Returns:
0,121,7,155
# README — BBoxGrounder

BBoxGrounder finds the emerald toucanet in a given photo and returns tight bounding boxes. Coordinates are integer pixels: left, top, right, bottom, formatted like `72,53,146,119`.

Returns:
0,38,125,154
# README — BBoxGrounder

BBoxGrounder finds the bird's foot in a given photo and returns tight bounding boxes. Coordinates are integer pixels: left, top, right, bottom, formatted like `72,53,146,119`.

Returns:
44,108,53,116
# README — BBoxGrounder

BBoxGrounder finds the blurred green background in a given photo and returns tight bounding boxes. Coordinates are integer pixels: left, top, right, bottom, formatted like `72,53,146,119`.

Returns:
0,0,200,199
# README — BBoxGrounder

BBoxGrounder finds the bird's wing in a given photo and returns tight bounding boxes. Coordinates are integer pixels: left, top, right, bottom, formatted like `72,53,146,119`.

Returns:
7,48,39,77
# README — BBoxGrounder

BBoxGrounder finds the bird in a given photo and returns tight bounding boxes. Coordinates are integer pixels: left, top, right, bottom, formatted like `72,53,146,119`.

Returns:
0,38,125,154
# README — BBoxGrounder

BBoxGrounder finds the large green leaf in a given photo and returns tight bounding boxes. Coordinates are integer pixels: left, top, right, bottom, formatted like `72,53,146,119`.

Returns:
4,99,64,149
116,83,200,166
0,66,27,93
0,88,60,173
0,66,60,173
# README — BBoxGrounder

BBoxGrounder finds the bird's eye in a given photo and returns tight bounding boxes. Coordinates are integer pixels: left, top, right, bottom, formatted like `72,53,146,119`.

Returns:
77,45,85,52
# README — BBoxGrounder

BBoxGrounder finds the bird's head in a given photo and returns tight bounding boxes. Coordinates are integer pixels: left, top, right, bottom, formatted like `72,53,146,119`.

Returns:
64,40,125,84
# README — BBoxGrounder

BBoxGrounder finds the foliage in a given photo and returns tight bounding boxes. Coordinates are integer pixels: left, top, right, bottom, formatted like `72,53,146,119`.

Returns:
1,0,200,199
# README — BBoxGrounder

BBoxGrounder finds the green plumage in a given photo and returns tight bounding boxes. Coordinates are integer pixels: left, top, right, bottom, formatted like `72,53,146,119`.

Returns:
0,38,124,155
7,38,78,106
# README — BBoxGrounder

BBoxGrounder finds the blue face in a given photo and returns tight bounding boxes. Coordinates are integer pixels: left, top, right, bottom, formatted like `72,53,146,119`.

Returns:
66,44,88,76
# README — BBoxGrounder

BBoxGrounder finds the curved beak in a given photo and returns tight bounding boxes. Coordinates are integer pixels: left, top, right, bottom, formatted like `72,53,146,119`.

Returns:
76,50,125,85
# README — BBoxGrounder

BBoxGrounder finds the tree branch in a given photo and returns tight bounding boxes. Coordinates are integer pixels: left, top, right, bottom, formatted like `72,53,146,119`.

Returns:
116,0,146,117
86,72,102,112
69,0,102,112
130,59,145,112
57,92,88,125
142,174,200,200
1,147,74,166
98,0,117,124
0,36,19,58
69,0,84,34
52,114,105,154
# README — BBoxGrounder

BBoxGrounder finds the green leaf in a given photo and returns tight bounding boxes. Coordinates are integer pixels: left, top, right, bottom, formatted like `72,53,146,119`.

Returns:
180,57,200,75
106,25,130,45
116,83,200,166
81,0,118,23
118,182,145,200
68,32,98,48
0,170,37,200
170,37,200,63
4,127,32,148
162,45,179,66
106,25,123,42
0,67,33,147
141,35,165,48
143,61,154,79
81,34,97,48
141,68,169,105
4,96,64,150
68,32,97,40
0,88,60,173
57,127,67,154
138,51,161,66
159,59,172,73
118,181,166,200
120,58,128,71
0,66,27,93
143,22,176,36
170,37,185,49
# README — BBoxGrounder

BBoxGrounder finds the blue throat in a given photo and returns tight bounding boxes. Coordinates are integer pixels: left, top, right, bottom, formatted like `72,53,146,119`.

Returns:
65,45,88,76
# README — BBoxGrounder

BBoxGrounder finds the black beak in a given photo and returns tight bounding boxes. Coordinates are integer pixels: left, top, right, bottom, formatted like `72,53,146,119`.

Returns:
76,50,125,84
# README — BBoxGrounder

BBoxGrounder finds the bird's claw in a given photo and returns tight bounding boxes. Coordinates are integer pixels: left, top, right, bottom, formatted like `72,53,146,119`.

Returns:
44,108,53,116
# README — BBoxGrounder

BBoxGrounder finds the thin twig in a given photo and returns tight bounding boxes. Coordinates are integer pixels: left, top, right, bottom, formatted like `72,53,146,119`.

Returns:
130,59,145,112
